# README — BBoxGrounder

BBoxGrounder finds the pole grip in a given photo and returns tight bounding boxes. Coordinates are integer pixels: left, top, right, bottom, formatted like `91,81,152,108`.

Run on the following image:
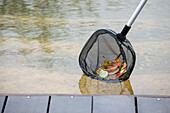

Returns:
121,25,131,36
117,25,131,41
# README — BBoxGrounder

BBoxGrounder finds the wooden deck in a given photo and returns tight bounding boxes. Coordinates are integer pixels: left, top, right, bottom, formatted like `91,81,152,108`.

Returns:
0,95,170,113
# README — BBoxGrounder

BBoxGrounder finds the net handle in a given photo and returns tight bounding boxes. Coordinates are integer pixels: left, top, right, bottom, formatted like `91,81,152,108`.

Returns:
120,0,147,37
127,0,147,27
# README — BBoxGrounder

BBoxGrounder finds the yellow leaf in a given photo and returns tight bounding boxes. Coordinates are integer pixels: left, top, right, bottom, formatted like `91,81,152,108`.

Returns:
103,60,111,68
114,56,120,63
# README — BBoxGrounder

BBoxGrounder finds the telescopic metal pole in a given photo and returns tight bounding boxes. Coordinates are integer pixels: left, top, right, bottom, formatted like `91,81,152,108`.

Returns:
120,0,147,37
127,0,147,27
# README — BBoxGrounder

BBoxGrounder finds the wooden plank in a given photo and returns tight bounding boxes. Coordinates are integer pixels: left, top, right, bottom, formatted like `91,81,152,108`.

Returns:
93,95,135,113
4,96,49,113
49,95,92,113
137,97,170,113
0,96,5,112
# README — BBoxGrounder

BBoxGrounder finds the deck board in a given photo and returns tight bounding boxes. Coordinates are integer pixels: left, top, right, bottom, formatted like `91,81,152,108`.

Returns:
137,97,170,113
0,96,5,112
49,95,92,113
93,95,135,113
4,96,49,113
1,95,170,113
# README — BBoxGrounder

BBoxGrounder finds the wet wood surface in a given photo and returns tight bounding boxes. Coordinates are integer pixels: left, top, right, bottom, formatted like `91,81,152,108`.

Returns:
3,96,49,113
93,95,135,113
49,95,91,113
0,95,170,113
137,97,170,113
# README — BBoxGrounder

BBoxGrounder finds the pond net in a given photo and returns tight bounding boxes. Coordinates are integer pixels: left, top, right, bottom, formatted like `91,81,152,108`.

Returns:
79,29,136,83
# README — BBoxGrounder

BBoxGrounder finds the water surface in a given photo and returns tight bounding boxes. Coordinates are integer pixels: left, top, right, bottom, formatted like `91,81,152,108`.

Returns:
0,0,170,95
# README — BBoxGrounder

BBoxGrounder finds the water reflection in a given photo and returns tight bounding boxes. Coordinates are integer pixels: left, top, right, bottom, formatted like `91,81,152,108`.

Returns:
79,74,134,95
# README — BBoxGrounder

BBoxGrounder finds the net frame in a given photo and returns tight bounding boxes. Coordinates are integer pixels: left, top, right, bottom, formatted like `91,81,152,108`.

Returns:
79,29,136,83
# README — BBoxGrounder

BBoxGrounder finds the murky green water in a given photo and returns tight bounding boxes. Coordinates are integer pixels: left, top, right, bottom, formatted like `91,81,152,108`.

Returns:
0,0,170,95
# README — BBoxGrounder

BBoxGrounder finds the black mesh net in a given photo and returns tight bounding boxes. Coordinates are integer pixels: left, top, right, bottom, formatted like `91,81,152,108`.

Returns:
79,29,136,83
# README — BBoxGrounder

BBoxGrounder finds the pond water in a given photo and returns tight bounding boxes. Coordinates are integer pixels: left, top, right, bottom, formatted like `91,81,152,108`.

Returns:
0,0,170,95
